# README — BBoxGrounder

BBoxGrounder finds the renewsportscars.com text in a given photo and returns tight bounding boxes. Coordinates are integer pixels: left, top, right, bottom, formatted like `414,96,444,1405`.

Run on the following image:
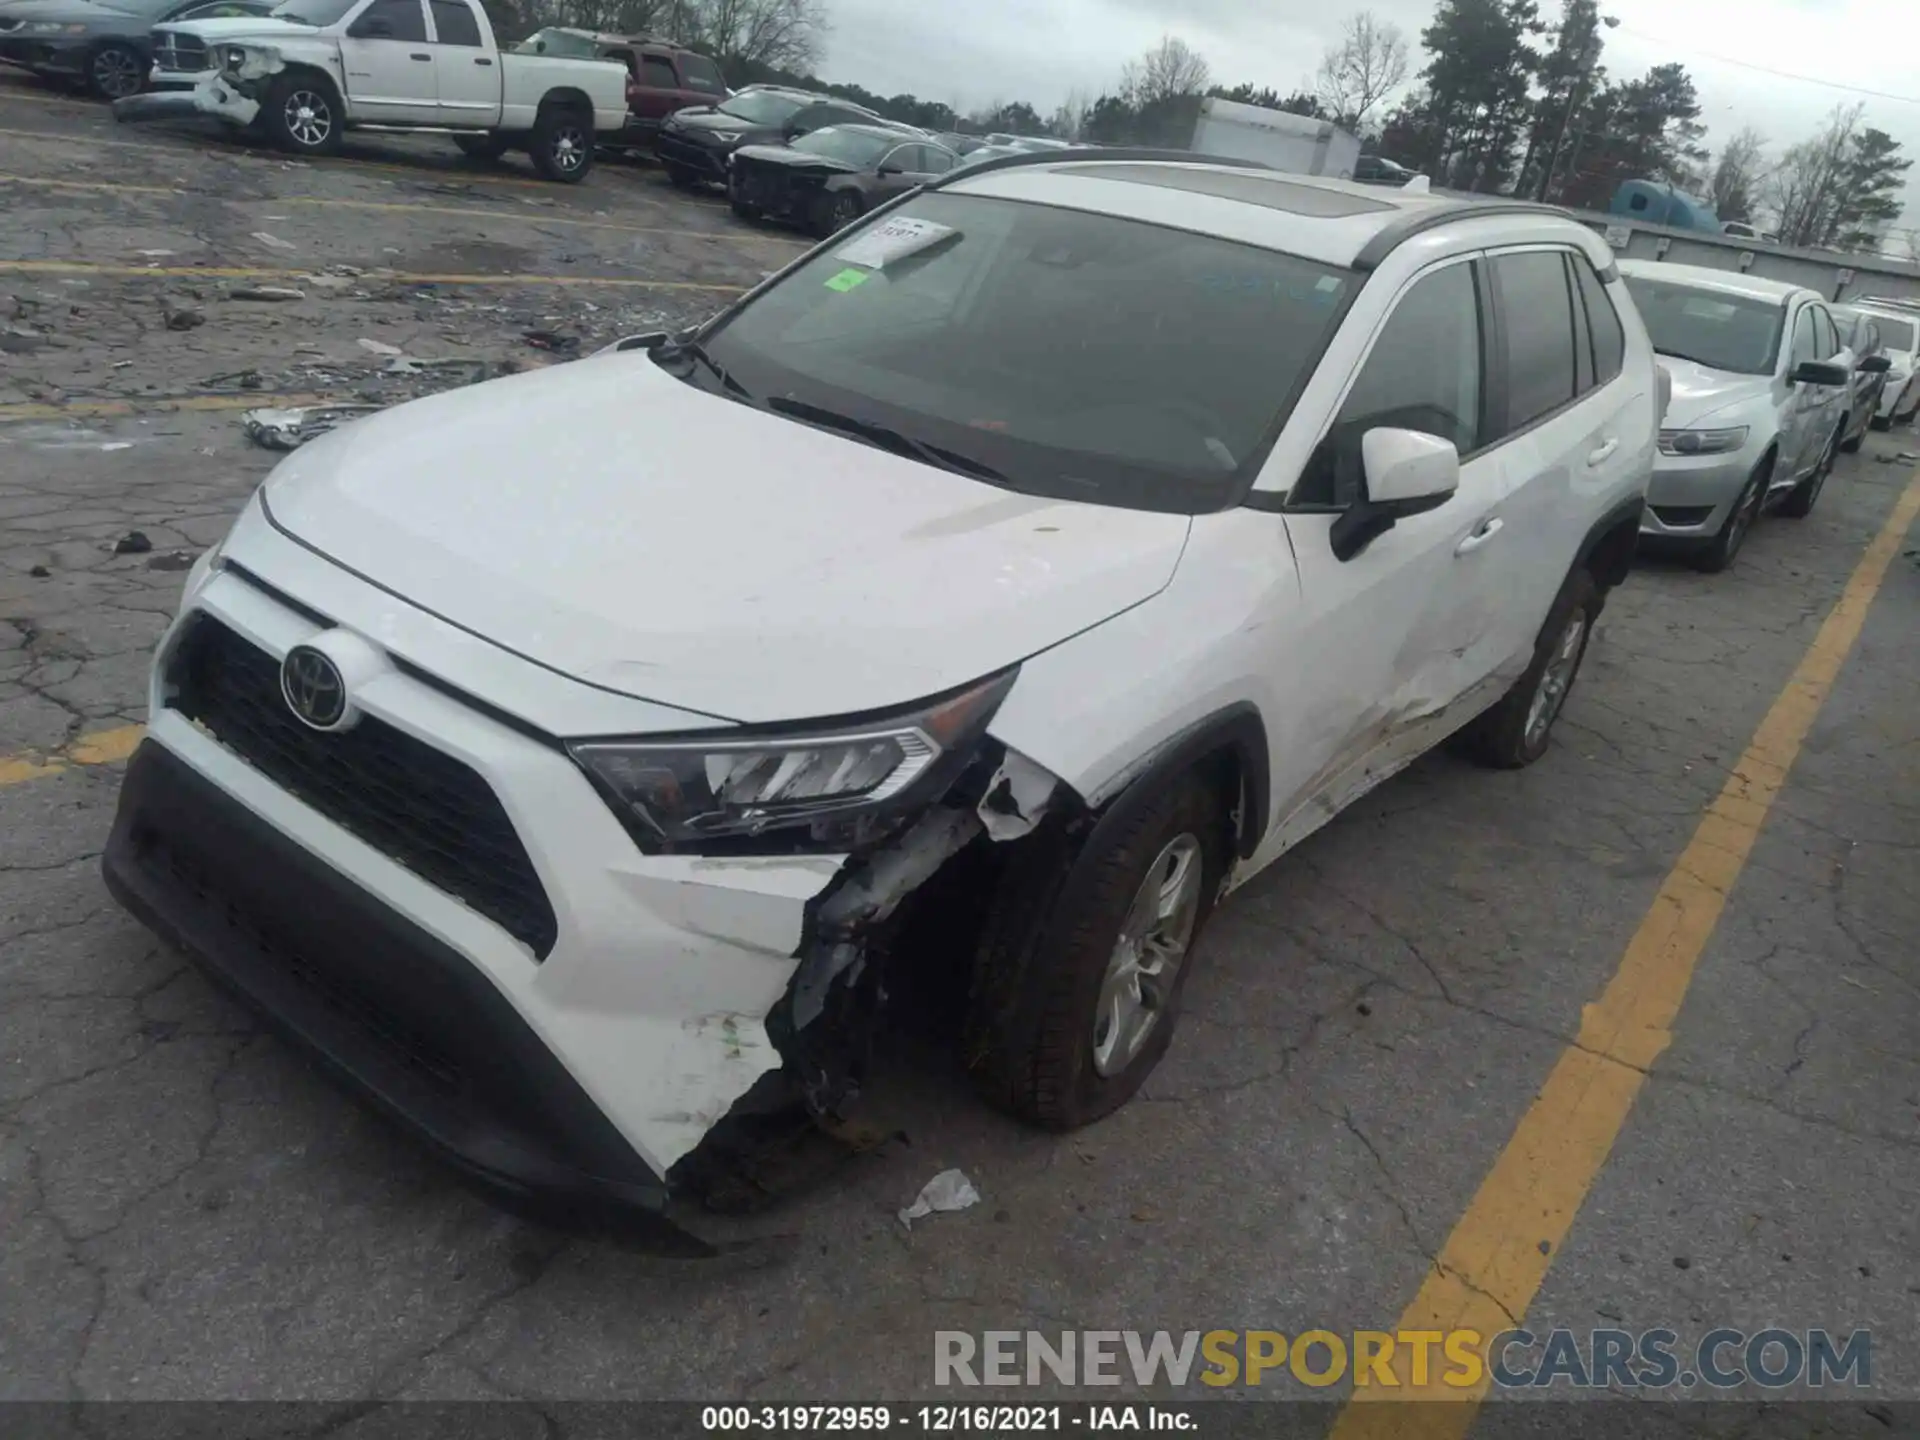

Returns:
933,1328,1871,1390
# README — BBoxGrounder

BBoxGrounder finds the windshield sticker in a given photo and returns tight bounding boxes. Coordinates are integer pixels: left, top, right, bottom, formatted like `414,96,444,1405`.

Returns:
1197,274,1345,305
835,217,957,270
824,268,871,293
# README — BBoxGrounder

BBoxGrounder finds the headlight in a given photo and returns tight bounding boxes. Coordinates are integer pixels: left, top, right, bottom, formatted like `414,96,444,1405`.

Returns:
224,46,246,67
569,669,1017,852
23,21,89,33
1658,426,1749,457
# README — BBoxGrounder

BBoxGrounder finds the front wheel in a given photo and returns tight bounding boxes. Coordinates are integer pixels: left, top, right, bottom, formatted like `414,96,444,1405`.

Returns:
1777,423,1840,519
530,107,592,183
813,188,863,238
262,74,342,156
1692,454,1770,573
87,42,146,102
964,772,1229,1129
729,196,761,220
1458,567,1600,769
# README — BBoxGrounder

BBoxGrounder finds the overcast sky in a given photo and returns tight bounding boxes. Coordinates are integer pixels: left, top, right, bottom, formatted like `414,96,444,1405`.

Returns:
819,0,1920,240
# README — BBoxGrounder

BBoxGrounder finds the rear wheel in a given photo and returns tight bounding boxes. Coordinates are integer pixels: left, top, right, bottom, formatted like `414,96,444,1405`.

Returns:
1459,568,1600,769
87,42,145,102
262,73,342,156
530,107,592,182
1778,423,1840,519
1840,412,1863,453
1692,453,1770,573
814,188,863,238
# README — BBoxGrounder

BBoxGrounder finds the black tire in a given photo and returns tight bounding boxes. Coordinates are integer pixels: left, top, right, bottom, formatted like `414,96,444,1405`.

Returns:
1458,567,1600,770
1840,415,1863,453
814,188,863,238
1778,422,1841,519
454,133,510,161
666,164,700,189
86,42,145,101
729,197,761,220
963,771,1230,1130
262,72,342,156
530,106,593,183
1692,452,1771,573
1870,412,1892,431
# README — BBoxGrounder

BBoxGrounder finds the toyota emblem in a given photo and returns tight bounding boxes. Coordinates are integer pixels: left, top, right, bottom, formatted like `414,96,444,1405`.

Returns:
281,645,350,731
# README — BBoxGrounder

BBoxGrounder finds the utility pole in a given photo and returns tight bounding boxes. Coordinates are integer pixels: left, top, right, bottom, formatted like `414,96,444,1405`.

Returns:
1536,13,1618,202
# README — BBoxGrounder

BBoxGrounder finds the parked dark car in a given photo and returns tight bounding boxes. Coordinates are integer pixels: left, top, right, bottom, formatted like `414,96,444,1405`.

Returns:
653,84,902,189
932,131,988,156
1354,154,1417,186
728,123,958,236
1832,305,1893,452
0,0,268,99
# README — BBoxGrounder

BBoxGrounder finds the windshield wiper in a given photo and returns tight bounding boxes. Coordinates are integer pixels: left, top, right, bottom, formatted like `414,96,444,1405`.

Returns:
766,397,1010,485
653,337,754,403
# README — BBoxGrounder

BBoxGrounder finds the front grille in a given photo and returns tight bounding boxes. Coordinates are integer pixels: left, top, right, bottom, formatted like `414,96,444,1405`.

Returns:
154,34,210,71
167,615,559,958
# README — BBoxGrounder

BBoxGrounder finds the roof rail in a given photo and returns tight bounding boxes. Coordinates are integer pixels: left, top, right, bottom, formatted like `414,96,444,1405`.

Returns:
1351,198,1578,271
928,145,1272,190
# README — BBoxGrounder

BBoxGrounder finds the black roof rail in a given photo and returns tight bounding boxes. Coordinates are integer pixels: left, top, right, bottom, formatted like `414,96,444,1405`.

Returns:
1351,199,1576,271
927,146,1273,190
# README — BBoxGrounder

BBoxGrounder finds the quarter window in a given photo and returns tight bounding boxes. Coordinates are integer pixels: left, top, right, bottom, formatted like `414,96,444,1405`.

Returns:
1573,256,1625,384
1491,250,1578,434
428,0,478,45
1291,260,1482,508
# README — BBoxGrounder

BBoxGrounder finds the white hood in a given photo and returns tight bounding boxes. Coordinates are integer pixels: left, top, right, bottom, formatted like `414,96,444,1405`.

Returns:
262,356,1193,725
157,14,317,40
1654,354,1776,430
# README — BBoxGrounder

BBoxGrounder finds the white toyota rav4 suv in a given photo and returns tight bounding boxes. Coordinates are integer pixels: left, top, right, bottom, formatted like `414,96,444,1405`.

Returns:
104,151,1660,1246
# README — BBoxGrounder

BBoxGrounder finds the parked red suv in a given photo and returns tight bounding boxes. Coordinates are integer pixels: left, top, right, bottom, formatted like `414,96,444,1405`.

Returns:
513,27,728,150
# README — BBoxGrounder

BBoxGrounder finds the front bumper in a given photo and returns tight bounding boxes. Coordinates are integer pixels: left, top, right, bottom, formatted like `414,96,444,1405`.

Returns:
653,130,732,178
1640,447,1759,540
102,529,853,1237
112,73,257,125
0,36,89,75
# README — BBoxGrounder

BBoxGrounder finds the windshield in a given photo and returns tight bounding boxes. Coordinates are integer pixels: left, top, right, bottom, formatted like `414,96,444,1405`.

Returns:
1861,312,1916,351
268,0,353,22
790,127,894,167
1622,276,1784,376
512,28,598,55
720,90,806,125
692,192,1355,513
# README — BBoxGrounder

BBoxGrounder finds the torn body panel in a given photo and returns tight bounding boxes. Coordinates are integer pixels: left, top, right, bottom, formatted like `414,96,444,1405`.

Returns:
112,45,283,127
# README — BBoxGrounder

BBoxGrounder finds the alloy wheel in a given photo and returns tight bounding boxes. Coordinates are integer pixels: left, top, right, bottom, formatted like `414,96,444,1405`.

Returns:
551,124,586,172
284,90,332,148
1091,834,1204,1078
92,47,143,100
1523,613,1588,750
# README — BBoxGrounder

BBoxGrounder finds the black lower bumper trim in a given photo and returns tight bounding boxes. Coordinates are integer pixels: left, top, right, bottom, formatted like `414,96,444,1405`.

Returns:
103,740,715,1253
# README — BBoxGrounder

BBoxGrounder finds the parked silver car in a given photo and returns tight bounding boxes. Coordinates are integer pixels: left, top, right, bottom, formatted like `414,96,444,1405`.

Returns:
1619,260,1875,572
1845,301,1920,427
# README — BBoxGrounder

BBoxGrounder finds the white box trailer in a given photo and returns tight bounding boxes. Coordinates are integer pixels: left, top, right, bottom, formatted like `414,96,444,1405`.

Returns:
1189,97,1362,179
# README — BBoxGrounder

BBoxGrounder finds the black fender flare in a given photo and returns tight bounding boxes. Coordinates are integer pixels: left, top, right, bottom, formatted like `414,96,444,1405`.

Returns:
1575,491,1646,591
1082,702,1271,863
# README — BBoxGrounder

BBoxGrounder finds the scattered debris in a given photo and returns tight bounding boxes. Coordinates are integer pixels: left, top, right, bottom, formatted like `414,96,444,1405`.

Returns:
114,531,154,555
135,248,176,258
1,325,49,355
148,551,196,572
382,357,426,375
163,306,204,332
111,360,133,369
229,285,306,302
1131,1205,1162,1223
251,231,298,251
1899,452,1919,463
898,1168,980,1230
523,329,580,354
357,337,404,356
242,403,382,451
29,564,50,578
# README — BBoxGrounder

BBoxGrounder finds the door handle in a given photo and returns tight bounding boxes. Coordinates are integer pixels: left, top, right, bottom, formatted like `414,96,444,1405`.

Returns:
1455,516,1504,555
1585,437,1619,467
474,55,491,64
410,51,430,60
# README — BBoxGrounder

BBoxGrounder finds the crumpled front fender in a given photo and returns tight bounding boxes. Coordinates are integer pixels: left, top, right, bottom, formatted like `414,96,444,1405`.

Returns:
112,47,283,126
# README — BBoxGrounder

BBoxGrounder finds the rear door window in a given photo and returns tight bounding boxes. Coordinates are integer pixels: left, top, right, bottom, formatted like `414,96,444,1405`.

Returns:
428,0,479,45
639,55,677,88
1490,250,1578,435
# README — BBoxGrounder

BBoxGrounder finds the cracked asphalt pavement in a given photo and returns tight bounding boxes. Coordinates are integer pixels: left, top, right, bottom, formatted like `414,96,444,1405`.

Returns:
2,69,1918,1417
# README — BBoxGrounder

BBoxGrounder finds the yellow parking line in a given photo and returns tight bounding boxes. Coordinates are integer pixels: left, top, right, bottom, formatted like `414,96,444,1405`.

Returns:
0,724,145,787
0,171,805,247
0,258,744,291
1329,466,1920,1436
0,391,334,421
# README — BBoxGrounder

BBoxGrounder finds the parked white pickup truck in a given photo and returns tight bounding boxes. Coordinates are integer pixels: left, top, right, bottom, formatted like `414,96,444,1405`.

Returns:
113,0,627,182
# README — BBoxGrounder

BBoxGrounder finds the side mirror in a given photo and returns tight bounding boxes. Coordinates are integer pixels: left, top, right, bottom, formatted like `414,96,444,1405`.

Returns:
533,37,545,51
1791,359,1850,388
1329,428,1459,562
877,163,903,176
1859,353,1892,374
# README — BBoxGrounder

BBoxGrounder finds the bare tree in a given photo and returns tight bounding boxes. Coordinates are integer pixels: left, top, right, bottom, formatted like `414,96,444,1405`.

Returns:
1705,126,1765,224
1315,11,1408,133
1050,87,1093,141
1763,102,1862,249
1122,35,1212,108
688,0,827,71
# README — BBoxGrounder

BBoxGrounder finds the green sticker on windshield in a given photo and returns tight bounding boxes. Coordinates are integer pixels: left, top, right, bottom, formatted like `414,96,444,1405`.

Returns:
824,267,871,293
